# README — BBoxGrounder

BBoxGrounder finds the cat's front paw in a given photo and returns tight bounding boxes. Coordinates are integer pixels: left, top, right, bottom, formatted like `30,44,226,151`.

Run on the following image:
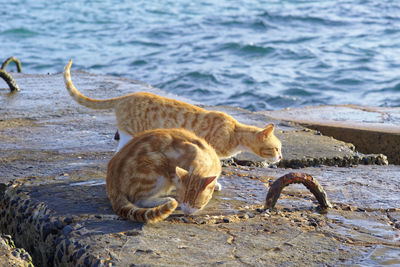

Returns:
214,181,222,191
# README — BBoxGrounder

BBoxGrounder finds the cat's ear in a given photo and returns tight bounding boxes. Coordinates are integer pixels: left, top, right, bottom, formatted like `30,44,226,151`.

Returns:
257,124,275,142
175,166,189,181
202,176,217,189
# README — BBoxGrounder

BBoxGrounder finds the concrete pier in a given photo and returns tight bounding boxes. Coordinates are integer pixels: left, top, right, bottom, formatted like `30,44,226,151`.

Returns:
1,72,399,266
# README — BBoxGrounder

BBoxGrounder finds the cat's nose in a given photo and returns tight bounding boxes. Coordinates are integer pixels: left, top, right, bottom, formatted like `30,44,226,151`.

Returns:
180,203,199,215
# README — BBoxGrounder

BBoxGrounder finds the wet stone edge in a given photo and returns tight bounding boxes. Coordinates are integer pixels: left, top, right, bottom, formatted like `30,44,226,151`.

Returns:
1,178,398,266
222,153,388,168
0,182,111,266
0,233,33,266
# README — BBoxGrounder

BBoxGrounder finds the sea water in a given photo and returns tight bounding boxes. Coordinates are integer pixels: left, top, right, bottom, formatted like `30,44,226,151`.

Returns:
1,0,400,111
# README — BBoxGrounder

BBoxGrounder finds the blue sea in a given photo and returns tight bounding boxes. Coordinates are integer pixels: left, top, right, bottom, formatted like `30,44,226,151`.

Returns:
1,0,400,111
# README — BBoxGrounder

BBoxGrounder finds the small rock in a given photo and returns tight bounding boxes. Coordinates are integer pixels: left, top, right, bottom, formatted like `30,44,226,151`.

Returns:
342,205,355,211
239,214,249,220
247,213,255,219
92,260,102,267
124,231,140,237
75,248,86,259
309,221,318,227
84,256,92,266
11,250,20,257
273,210,280,216
54,219,63,229
262,213,270,218
226,236,234,244
135,249,154,254
64,217,73,224
42,222,58,241
57,249,64,262
62,225,73,236
54,237,63,246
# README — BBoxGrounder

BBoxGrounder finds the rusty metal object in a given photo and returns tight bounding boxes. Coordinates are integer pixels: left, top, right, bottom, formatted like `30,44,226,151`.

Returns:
0,69,20,92
114,130,120,140
1,57,22,92
1,57,22,73
265,172,332,210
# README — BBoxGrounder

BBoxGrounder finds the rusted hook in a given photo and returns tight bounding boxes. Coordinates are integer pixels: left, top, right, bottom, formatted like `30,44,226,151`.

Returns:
265,172,332,210
0,69,20,92
1,57,22,92
1,57,22,73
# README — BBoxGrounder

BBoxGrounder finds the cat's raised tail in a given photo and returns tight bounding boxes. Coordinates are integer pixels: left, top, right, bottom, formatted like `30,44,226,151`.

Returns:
111,195,179,223
63,59,123,109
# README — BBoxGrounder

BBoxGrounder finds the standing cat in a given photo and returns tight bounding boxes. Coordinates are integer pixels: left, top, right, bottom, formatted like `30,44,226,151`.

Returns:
64,60,282,162
106,128,221,223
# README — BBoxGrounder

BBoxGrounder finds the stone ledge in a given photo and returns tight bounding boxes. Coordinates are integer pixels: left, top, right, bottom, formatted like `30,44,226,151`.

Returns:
2,72,399,266
1,165,400,266
259,105,400,164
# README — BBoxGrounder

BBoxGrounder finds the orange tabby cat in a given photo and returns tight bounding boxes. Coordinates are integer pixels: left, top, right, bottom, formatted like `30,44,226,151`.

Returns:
64,60,282,162
106,128,221,223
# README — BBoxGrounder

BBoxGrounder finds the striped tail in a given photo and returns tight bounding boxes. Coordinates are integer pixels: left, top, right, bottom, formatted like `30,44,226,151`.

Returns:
115,197,178,223
63,59,121,109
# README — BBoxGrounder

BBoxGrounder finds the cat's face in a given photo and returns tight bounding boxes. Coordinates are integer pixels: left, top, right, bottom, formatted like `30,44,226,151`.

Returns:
252,124,282,163
175,167,217,215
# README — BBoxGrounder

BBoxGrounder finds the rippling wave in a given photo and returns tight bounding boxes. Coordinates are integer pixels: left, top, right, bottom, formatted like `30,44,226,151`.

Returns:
2,28,38,37
1,0,400,110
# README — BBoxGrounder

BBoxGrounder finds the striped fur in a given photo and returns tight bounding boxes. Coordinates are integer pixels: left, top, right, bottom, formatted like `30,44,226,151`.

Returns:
106,128,221,223
113,195,178,223
64,60,282,162
64,59,121,109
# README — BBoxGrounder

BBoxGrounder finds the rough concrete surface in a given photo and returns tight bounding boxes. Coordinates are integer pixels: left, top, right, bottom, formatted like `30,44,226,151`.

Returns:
1,72,399,266
2,164,400,266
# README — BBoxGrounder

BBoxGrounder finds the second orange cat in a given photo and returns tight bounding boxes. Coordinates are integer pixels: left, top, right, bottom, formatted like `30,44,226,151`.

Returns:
106,128,221,223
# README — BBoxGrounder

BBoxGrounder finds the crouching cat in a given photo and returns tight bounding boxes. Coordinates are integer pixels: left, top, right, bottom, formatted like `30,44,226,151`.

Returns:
64,60,282,163
106,128,221,223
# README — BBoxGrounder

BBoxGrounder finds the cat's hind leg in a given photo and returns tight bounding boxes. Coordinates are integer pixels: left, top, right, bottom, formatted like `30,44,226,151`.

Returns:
116,130,133,152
